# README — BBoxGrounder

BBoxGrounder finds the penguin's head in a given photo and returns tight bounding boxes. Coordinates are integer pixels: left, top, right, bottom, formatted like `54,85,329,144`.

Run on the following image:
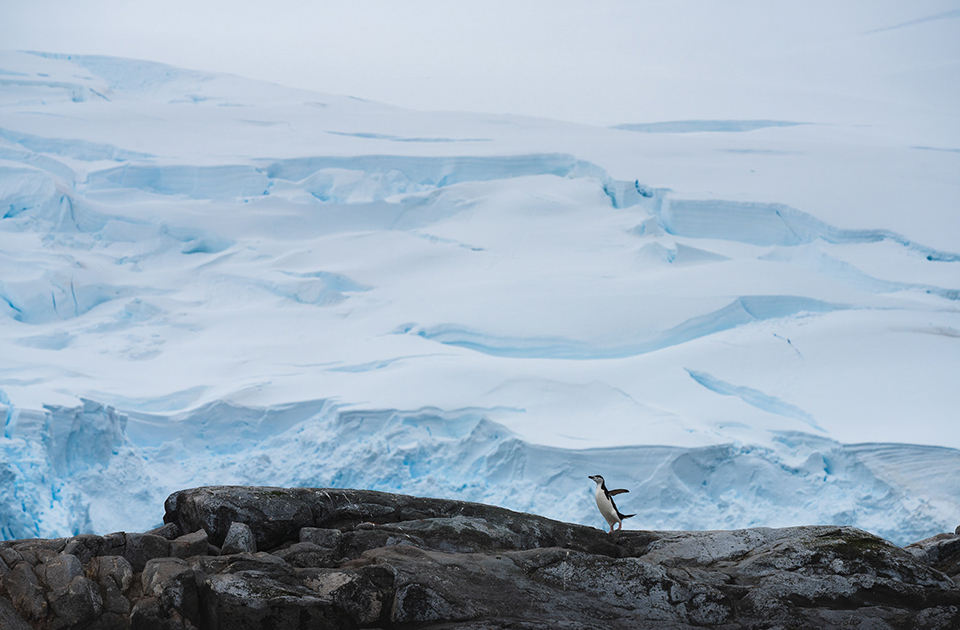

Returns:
588,475,604,485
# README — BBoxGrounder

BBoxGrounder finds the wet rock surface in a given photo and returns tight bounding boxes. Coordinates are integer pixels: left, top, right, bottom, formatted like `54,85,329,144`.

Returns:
0,486,958,629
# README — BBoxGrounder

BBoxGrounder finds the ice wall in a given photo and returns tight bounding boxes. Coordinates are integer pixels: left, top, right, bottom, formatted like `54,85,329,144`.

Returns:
2,398,957,546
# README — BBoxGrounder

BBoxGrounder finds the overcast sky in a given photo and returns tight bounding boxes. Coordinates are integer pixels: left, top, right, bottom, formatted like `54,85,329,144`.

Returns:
2,1,958,126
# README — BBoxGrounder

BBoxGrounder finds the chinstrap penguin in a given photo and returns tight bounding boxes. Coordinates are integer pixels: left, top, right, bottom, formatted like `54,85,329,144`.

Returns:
588,474,634,534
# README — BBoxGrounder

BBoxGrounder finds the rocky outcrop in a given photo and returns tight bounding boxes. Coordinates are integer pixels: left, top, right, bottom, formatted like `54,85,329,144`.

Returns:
906,531,960,580
0,485,958,629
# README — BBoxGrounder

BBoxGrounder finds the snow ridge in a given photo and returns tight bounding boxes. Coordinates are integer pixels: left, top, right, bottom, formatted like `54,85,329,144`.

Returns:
614,120,806,133
685,369,823,432
406,296,845,360
660,199,960,262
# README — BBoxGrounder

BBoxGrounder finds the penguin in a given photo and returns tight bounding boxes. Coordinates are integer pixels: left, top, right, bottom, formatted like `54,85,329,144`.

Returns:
588,475,634,534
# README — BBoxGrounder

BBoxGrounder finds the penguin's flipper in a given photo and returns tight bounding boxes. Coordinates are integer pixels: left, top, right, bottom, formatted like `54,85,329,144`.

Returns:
608,489,629,496
619,513,635,520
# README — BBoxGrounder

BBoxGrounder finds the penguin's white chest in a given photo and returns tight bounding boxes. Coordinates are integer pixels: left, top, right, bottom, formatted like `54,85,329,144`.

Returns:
594,486,620,526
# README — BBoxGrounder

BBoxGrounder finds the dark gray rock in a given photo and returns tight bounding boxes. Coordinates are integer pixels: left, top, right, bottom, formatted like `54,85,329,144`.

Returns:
0,595,33,630
299,526,342,550
170,530,208,559
0,546,24,568
11,550,37,568
356,544,729,628
3,562,46,620
199,572,350,630
906,532,960,577
357,515,526,554
100,583,130,617
99,580,132,617
146,523,182,541
207,550,288,574
123,533,170,572
15,538,67,555
637,526,960,628
161,487,960,629
298,564,395,626
37,553,83,590
103,532,127,551
221,522,256,555
48,575,103,629
915,605,960,630
197,551,351,630
165,487,313,549
12,539,65,566
85,611,129,630
86,555,134,593
130,596,191,630
165,486,634,556
62,534,114,563
273,542,338,568
87,555,135,615
142,557,199,621
129,597,161,628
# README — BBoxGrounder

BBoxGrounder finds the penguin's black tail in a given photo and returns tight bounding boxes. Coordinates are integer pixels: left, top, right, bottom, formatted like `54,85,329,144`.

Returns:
620,513,635,520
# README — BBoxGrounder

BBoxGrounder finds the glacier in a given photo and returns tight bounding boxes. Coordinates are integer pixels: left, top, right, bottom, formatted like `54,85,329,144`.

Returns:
2,397,959,546
1,38,959,547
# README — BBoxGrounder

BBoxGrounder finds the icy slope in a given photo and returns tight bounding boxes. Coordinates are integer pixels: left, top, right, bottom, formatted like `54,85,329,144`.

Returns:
1,49,959,543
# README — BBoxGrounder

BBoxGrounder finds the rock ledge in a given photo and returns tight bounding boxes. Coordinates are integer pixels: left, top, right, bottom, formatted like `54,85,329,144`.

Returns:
1,486,959,629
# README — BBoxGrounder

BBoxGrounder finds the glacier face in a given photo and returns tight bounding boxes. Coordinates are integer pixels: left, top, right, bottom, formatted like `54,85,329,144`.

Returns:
3,399,959,546
1,49,959,545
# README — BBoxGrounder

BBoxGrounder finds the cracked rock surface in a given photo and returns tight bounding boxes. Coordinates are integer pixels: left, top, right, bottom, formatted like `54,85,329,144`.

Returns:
2,486,959,629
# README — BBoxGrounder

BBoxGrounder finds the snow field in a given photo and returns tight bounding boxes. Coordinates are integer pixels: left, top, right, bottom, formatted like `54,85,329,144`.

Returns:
1,45,958,544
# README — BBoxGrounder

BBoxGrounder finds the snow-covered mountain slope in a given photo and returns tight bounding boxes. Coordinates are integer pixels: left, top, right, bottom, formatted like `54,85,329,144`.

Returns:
1,47,958,544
